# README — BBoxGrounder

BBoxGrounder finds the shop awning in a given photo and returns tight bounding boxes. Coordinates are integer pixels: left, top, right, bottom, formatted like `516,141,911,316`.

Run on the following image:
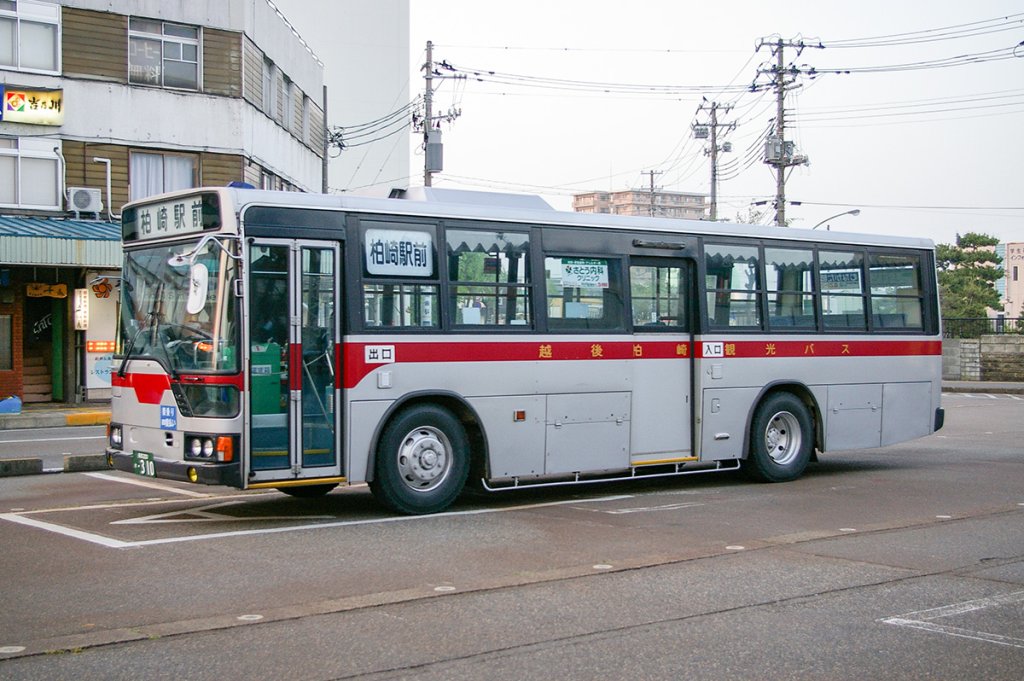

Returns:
0,216,121,267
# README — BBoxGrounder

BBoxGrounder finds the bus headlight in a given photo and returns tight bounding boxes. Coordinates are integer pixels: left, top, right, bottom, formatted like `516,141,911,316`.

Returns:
186,435,215,460
185,434,236,462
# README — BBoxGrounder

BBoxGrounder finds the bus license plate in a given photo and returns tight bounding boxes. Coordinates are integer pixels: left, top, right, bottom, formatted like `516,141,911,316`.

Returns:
132,451,156,477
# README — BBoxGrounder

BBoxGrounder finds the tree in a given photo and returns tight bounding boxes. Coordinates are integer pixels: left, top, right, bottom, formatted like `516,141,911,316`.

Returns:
935,232,1003,318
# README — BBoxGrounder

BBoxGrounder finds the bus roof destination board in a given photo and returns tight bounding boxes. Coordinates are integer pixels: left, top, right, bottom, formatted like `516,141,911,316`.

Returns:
122,192,221,242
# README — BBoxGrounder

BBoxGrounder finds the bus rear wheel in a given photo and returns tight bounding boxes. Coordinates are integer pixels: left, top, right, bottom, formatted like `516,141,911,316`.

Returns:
745,392,813,483
370,404,470,515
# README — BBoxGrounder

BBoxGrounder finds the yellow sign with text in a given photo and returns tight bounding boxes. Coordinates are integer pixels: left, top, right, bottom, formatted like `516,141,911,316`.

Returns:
2,87,64,126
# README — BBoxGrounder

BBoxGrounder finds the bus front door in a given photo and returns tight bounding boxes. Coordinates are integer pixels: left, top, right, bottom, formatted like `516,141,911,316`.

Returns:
246,240,343,486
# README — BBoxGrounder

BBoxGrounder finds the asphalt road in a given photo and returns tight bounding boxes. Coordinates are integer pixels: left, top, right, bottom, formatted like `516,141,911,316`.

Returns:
0,392,1021,680
0,425,107,471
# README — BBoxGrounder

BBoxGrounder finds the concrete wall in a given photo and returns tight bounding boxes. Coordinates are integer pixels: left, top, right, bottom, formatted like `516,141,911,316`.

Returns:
943,336,1024,381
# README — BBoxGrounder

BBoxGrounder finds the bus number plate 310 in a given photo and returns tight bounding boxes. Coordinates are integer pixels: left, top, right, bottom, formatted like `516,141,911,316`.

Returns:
132,451,156,477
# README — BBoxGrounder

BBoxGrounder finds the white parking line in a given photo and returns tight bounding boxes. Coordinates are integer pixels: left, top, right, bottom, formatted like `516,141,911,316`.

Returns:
0,494,634,550
881,591,1024,649
84,472,211,497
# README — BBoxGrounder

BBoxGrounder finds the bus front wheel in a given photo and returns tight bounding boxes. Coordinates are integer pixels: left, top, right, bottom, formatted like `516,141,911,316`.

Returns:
745,392,813,483
370,405,470,515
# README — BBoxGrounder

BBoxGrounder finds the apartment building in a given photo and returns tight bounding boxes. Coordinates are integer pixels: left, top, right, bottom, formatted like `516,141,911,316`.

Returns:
573,188,707,220
1,0,325,403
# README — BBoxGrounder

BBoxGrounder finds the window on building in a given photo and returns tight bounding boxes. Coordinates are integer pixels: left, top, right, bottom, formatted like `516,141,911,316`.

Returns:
0,138,60,209
129,18,200,90
447,228,531,327
0,314,11,370
282,77,294,131
129,151,198,201
301,96,312,145
0,0,59,73
262,57,277,118
1014,266,1018,282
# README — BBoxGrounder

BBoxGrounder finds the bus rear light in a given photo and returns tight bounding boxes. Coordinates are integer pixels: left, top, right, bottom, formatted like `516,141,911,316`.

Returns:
216,436,234,462
108,424,123,450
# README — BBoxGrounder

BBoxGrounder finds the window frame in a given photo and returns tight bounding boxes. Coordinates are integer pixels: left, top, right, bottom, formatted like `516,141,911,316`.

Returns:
444,224,534,330
703,240,764,331
128,150,199,201
357,218,441,332
764,245,817,332
128,17,201,91
628,257,690,333
0,137,61,209
0,0,60,74
866,250,927,332
543,253,626,333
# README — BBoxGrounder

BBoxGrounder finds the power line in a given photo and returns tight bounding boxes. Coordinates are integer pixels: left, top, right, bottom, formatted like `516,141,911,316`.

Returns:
821,13,1024,48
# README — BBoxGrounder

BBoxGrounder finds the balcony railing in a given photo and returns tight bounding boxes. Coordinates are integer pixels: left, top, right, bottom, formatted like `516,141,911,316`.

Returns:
942,317,1024,338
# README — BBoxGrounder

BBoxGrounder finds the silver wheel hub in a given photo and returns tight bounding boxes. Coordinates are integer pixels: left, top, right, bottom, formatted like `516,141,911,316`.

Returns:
397,427,452,492
763,411,801,466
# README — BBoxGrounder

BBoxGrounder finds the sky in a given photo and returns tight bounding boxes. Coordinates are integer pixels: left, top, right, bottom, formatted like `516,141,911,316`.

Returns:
278,1,1023,245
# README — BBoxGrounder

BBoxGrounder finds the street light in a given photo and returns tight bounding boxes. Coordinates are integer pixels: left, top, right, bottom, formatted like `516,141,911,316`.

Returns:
812,209,860,230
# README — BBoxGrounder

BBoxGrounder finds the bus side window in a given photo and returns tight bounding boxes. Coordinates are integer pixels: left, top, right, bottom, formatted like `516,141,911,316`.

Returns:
629,264,687,330
705,243,762,329
447,228,532,327
819,250,867,330
545,256,624,331
868,252,924,331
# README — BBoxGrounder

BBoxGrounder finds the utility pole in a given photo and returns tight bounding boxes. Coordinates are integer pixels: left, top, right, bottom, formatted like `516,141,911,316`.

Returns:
645,170,662,216
754,37,821,226
423,40,436,187
694,100,735,222
419,40,461,187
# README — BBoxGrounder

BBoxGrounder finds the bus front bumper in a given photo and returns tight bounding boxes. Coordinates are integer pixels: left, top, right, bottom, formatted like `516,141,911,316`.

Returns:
107,449,243,487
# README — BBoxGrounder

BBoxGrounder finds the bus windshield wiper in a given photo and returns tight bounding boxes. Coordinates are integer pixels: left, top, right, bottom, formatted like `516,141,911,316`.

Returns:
117,321,149,378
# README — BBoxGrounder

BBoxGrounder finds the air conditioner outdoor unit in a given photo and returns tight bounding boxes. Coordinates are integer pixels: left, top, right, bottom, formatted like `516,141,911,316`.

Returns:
66,187,103,215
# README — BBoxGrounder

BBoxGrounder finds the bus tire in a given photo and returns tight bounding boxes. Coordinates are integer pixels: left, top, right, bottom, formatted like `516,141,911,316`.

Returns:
745,392,813,483
370,404,470,515
277,483,338,498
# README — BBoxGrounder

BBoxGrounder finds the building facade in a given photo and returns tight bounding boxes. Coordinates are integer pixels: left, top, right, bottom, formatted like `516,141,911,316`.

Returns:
573,189,707,220
1,0,325,403
997,242,1023,319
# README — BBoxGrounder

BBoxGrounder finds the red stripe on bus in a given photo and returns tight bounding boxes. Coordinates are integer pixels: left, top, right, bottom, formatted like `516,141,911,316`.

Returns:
111,372,244,405
111,372,171,404
334,343,343,390
695,339,942,359
340,339,939,389
290,343,303,391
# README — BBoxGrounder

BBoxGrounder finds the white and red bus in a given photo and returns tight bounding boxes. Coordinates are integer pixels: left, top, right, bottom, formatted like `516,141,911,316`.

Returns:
106,186,943,514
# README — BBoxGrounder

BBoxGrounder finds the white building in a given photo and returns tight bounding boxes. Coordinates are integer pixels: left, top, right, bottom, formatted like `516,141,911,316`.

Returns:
1,0,326,402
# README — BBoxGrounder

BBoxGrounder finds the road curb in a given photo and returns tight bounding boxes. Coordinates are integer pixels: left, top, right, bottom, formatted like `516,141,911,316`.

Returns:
64,454,108,473
65,412,111,427
0,458,44,477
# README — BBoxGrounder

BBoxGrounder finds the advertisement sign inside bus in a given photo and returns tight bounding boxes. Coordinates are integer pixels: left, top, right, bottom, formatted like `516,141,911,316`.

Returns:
561,258,609,289
122,193,221,242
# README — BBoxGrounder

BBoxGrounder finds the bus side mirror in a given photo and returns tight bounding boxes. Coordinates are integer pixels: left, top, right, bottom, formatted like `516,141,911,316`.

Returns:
186,263,210,314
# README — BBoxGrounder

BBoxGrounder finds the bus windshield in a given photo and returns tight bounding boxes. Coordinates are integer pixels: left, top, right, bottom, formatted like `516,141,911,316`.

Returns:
118,239,239,375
